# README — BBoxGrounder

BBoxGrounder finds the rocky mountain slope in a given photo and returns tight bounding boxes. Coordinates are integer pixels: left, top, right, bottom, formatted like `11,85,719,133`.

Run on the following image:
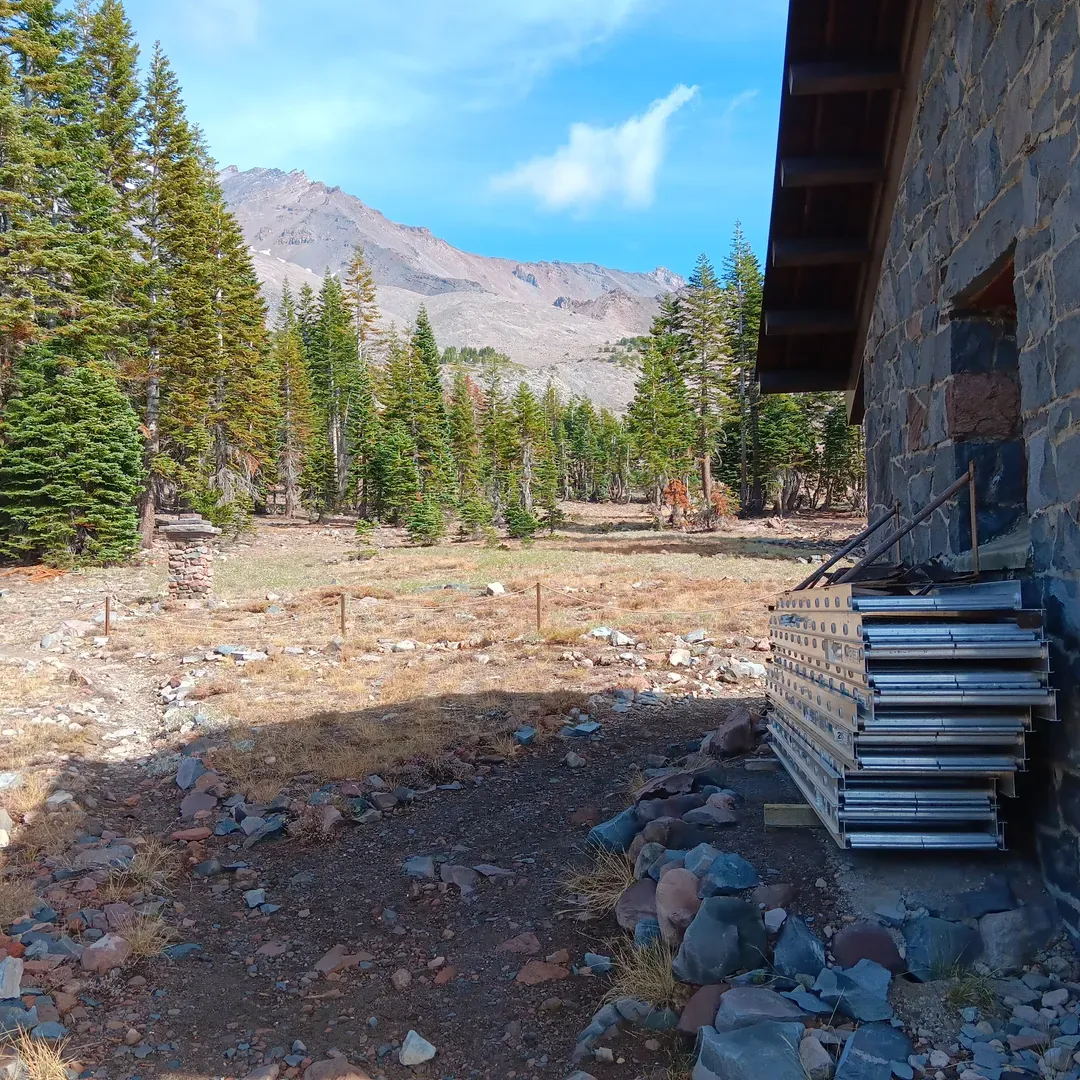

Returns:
219,167,684,408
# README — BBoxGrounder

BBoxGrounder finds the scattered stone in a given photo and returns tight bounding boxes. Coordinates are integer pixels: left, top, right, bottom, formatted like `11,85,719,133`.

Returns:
583,952,612,974
302,1059,373,1080
813,961,893,1023
315,945,371,975
175,757,207,790
439,863,481,899
668,648,692,667
179,791,217,818
773,916,826,979
516,960,570,985
799,1033,834,1080
391,968,412,991
695,1020,807,1080
0,957,22,999
80,933,132,973
683,805,739,826
244,889,266,908
403,856,436,880
834,1024,912,1080
700,708,756,757
615,878,657,931
673,897,766,984
399,1031,436,1066
944,876,1015,921
498,932,541,956
513,726,537,746
565,752,586,769
485,582,505,596
830,925,904,974
634,919,661,948
764,908,787,934
752,883,796,910
678,984,728,1038
588,807,639,852
977,904,1055,975
697,852,760,896
902,917,982,982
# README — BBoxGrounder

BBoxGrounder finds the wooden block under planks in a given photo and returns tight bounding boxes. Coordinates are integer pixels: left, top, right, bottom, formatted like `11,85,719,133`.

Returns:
764,802,825,829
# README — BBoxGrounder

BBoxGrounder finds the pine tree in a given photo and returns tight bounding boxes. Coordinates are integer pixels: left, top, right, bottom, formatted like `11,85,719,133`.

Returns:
368,419,419,523
342,246,380,516
681,253,729,508
343,244,379,360
0,346,142,564
509,381,545,515
411,304,443,403
270,286,315,517
447,367,481,502
406,493,445,545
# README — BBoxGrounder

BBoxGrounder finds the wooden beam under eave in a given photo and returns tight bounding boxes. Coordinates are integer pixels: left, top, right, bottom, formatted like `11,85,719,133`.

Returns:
780,157,885,187
763,310,858,335
771,238,869,267
757,367,851,393
788,61,905,96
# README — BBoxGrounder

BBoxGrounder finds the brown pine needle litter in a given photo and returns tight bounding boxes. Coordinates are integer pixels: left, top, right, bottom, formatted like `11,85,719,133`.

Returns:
559,848,636,917
603,937,689,1011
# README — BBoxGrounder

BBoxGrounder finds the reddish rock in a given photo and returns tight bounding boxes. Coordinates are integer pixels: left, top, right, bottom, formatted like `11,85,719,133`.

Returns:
179,791,217,818
256,941,288,958
545,948,570,965
242,1067,280,1080
751,883,796,910
701,708,755,757
633,770,696,801
636,794,706,823
314,944,372,975
433,965,456,986
515,960,570,985
830,924,904,973
706,792,737,811
497,932,541,955
302,1059,372,1080
319,805,344,833
615,877,657,931
655,868,701,945
569,806,601,827
678,984,728,1037
171,826,212,841
390,968,412,991
102,903,137,931
80,934,132,974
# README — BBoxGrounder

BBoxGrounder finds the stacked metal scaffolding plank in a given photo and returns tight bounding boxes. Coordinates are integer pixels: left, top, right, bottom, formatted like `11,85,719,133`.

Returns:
766,581,1056,850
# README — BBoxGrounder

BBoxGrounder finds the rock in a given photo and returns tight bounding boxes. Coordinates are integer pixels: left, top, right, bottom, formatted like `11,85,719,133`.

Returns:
830,925,904,974
813,961,893,1023
714,987,810,1031
683,805,738,826
403,856,435,879
927,1050,950,1069
764,908,787,934
634,919,661,948
583,952,612,973
179,791,217,818
175,757,207,790
684,843,724,876
668,648,692,667
615,878,657,931
243,1067,281,1080
513,726,537,746
697,853,760,897
80,933,132,973
902,917,983,981
752,883,796,910
391,968,412,991
302,1059,373,1080
244,889,266,908
565,752,586,769
701,708,756,757
634,842,666,880
834,1023,911,1080
587,808,640,853
800,1033,835,1080
977,905,1055,975
31,1021,68,1040
498,932,541,955
678,983,728,1037
655,868,702,945
673,897,765,984
867,889,906,927
944,876,1015,921
695,1021,807,1080
71,843,134,870
0,957,22,999
485,582,505,596
564,1074,598,1080
399,1030,436,1066
773,916,826,979
439,863,481,899
637,794,707,823
515,960,570,985
315,945,371,975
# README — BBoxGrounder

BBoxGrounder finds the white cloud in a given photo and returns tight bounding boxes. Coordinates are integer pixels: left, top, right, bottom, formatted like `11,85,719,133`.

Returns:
178,0,259,48
492,84,698,211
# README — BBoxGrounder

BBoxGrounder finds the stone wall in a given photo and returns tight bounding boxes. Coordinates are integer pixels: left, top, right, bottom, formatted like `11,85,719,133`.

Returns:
862,1,1080,931
163,518,220,601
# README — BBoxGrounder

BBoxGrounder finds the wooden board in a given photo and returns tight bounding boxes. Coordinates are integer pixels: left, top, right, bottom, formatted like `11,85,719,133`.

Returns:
763,802,825,829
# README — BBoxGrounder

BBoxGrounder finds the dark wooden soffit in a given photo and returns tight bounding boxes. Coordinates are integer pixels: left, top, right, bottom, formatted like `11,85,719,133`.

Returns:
755,0,935,420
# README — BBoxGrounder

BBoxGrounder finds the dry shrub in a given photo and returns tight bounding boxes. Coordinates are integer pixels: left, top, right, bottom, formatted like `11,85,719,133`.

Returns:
185,676,238,701
16,811,81,860
0,865,37,929
603,937,688,1011
559,848,636,918
105,839,178,897
115,914,176,957
7,1030,72,1080
0,725,90,772
0,772,51,819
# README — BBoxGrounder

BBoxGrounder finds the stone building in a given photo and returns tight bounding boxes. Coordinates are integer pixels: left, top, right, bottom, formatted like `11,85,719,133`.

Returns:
757,2,1080,929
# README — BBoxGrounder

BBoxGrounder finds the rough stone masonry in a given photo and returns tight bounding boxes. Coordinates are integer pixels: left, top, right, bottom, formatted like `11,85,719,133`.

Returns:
862,3,1080,931
163,516,220,600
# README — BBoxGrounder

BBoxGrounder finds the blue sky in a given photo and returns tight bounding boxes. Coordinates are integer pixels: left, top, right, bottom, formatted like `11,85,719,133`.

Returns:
121,0,789,278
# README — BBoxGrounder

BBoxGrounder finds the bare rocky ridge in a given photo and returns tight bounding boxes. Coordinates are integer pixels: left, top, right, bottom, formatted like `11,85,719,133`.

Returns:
220,166,685,409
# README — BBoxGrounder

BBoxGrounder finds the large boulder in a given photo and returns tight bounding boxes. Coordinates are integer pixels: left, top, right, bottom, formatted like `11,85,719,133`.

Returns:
813,960,893,1022
701,708,756,757
615,878,657,931
636,794,707,823
772,916,825,979
677,984,728,1038
713,987,810,1032
656,868,702,945
697,853,760,897
694,1021,807,1080
902,917,982,982
830,924,904,973
834,1022,912,1080
673,898,766,984
80,934,132,974
978,904,1056,975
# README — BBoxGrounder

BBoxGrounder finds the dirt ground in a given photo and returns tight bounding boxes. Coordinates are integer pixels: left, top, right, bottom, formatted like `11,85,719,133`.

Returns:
0,504,861,1079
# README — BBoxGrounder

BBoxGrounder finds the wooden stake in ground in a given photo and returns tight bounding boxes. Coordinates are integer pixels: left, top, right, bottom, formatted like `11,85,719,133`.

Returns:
339,592,346,636
536,582,542,636
104,595,111,638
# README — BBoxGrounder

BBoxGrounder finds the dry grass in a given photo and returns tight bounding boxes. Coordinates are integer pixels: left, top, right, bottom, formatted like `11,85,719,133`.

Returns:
559,848,637,918
104,839,178,898
5,1031,72,1079
0,724,90,772
0,667,60,709
943,969,998,1012
0,772,52,818
16,812,82,860
604,937,688,1010
0,866,37,929
115,913,176,957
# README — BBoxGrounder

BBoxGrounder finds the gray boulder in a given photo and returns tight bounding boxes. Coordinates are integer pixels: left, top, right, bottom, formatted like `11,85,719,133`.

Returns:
813,960,893,1022
713,987,809,1032
834,1022,912,1080
902,917,982,981
634,842,666,880
694,1021,806,1080
588,807,641,852
697,853,760,897
772,916,825,978
977,904,1056,975
673,897,766,984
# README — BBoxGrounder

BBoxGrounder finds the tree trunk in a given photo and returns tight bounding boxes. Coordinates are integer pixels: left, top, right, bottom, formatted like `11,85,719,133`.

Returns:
139,368,160,548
